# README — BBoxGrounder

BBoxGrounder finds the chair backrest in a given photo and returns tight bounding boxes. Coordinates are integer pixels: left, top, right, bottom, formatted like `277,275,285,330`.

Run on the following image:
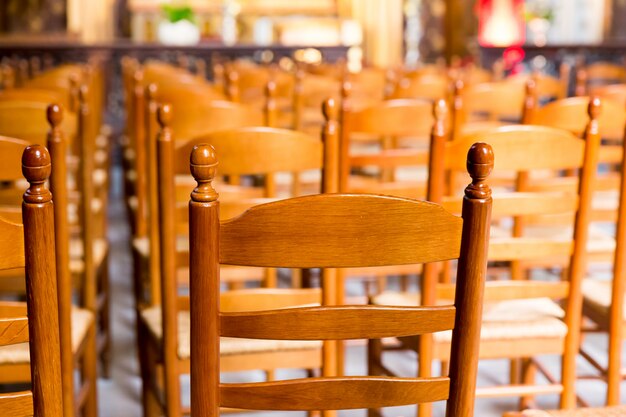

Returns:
389,74,450,101
453,80,526,124
336,95,446,199
187,142,492,414
585,61,626,85
0,101,76,145
506,70,568,100
527,95,625,140
429,103,601,406
0,145,62,417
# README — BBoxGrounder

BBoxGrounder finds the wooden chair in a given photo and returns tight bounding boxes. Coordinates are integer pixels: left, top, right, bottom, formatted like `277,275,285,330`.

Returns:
187,140,493,416
370,102,602,416
577,61,626,95
0,145,63,417
389,74,450,101
137,104,326,417
506,69,569,100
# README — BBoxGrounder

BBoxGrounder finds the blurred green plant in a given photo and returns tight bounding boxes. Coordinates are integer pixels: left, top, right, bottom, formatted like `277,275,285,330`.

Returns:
162,5,196,23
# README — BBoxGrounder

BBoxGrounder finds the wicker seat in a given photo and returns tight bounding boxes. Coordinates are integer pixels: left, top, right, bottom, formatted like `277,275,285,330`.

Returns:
373,292,567,342
140,306,322,359
0,306,93,364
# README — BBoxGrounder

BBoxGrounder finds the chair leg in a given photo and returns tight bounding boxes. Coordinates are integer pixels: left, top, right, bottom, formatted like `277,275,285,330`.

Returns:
510,358,522,385
520,357,537,409
82,325,99,417
606,324,622,405
367,338,385,417
99,259,111,378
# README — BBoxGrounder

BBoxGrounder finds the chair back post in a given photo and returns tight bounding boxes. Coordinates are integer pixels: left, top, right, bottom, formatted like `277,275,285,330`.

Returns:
560,97,602,407
134,70,148,237
522,77,538,124
46,103,75,417
607,100,626,404
451,78,465,140
559,62,571,98
293,66,305,130
338,80,352,192
446,143,493,417
30,56,42,78
22,145,64,417
189,144,220,417
226,68,240,102
1,63,15,89
264,79,278,128
322,97,340,194
146,83,161,306
78,85,97,311
575,67,588,97
156,103,182,415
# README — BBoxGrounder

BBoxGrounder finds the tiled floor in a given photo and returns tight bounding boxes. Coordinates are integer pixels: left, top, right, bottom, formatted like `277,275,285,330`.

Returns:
99,162,626,417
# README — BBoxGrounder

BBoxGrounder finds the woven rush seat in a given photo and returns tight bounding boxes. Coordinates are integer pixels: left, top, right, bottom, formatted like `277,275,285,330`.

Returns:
0,306,93,364
521,406,626,416
582,278,625,319
69,237,108,273
140,306,322,359
373,292,567,342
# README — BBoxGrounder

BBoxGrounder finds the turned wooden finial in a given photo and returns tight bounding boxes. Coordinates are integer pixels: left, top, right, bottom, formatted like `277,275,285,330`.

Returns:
586,96,602,136
522,77,538,123
46,103,64,130
157,103,173,130
322,97,339,123
465,142,494,200
341,79,352,100
190,144,218,203
22,145,52,204
146,83,158,101
226,68,239,101
433,98,448,135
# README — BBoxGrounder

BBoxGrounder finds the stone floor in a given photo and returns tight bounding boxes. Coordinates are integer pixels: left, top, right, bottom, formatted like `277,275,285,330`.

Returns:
99,161,626,417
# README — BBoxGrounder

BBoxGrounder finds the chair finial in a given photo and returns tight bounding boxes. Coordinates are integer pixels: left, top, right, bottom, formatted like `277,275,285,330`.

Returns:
433,98,448,122
22,145,52,204
146,83,158,100
157,103,172,128
322,97,339,122
465,142,494,199
588,96,602,121
190,144,218,203
46,103,63,128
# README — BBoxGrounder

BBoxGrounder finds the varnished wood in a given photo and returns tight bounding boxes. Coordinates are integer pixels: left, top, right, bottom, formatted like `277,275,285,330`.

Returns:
220,377,450,410
46,103,74,417
221,305,456,340
189,141,492,415
220,194,463,268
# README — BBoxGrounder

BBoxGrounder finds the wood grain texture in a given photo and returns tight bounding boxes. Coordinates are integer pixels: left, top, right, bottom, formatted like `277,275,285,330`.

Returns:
176,127,322,176
0,215,25,270
0,391,33,416
0,136,29,181
436,281,570,302
219,288,321,312
0,316,29,346
220,376,450,410
448,125,584,172
220,194,462,268
220,305,455,340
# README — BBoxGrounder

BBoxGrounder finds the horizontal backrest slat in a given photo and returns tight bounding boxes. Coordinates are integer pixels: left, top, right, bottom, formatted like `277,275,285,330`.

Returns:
0,316,29,346
436,281,570,302
443,192,578,218
0,391,33,416
220,288,321,313
0,218,25,270
177,127,322,175
0,137,29,181
347,99,434,137
220,377,450,410
350,149,429,168
448,125,584,172
220,305,455,340
489,237,572,261
220,194,462,268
